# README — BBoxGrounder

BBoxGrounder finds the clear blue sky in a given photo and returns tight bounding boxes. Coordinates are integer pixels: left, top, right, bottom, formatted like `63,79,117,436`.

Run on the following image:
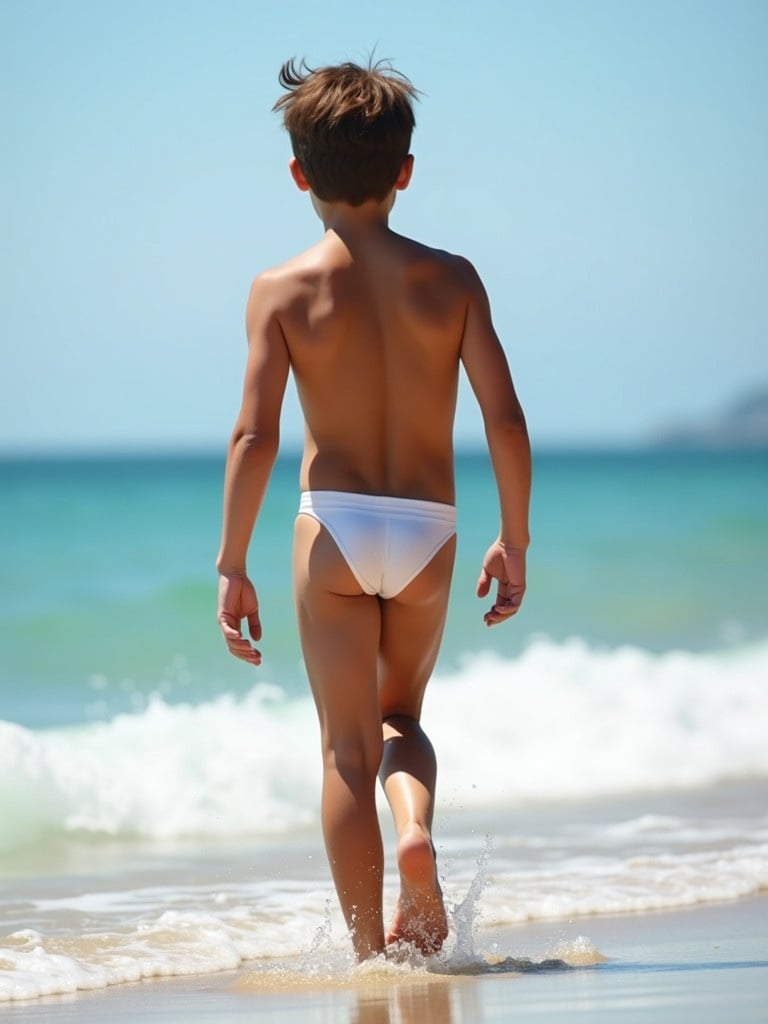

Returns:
2,0,766,452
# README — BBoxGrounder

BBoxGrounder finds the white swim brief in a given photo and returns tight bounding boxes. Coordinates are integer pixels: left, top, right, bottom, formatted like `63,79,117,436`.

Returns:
298,490,456,599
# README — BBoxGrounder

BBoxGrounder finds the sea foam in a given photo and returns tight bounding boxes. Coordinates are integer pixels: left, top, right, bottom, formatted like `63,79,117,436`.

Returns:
1,637,767,852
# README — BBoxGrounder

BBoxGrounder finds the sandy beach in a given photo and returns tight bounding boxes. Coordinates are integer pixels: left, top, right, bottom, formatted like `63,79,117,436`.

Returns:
4,895,766,1023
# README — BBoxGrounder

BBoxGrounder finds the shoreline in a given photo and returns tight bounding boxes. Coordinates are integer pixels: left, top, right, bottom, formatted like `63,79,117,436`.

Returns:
5,894,767,1022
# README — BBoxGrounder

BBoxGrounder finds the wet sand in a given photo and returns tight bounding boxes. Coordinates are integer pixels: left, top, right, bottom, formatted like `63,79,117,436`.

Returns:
4,895,767,1023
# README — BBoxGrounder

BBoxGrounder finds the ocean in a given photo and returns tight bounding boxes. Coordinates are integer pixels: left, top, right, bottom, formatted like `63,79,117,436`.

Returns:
1,449,767,1000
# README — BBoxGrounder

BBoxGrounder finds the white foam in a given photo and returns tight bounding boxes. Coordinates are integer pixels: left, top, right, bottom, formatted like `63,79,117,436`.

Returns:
477,841,768,925
0,684,320,851
427,637,768,805
0,898,340,1001
2,832,765,1001
2,637,768,853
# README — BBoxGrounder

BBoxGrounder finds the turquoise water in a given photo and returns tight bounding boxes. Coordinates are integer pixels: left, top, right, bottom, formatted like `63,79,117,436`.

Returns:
1,449,766,728
2,448,768,1000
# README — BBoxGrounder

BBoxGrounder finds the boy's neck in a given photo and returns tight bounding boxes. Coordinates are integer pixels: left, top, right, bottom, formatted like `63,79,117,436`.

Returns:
313,192,396,236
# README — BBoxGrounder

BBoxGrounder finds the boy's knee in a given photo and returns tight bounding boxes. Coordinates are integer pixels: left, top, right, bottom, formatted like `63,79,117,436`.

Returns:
324,734,383,780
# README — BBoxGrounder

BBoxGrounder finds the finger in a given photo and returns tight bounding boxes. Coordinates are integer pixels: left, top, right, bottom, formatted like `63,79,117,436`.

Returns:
236,647,262,665
476,569,492,598
247,612,262,642
218,614,242,641
483,588,522,625
233,649,262,666
224,634,251,654
226,637,262,665
219,614,258,657
496,579,524,605
484,604,520,626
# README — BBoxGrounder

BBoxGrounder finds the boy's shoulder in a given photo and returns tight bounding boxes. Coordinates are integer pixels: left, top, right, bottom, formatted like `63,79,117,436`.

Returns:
257,241,328,282
388,233,487,297
404,232,486,277
392,230,473,266
245,243,329,311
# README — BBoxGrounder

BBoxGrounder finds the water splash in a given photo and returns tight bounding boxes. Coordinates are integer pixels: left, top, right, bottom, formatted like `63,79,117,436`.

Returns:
297,898,347,978
444,834,493,965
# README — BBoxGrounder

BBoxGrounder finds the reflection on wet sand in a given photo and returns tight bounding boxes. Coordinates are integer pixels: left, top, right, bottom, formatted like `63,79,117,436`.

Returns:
351,977,456,1024
237,953,574,1024
349,957,572,1024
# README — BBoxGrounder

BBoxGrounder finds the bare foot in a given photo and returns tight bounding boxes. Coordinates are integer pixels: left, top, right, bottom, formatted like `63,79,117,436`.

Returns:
386,825,448,955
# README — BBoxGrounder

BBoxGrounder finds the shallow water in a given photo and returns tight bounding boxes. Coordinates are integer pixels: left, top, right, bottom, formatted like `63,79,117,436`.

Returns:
1,449,767,1000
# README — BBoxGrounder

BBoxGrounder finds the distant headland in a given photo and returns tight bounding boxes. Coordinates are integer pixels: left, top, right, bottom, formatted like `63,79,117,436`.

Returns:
652,385,768,449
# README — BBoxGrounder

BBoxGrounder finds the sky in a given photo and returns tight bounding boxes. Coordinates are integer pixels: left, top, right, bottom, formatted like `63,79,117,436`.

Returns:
1,0,767,452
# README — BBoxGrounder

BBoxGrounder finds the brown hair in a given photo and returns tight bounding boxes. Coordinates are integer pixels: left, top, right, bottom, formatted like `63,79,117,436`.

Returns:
273,59,418,207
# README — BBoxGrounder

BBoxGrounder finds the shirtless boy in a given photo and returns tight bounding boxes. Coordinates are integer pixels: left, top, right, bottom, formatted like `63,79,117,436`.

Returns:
216,59,531,962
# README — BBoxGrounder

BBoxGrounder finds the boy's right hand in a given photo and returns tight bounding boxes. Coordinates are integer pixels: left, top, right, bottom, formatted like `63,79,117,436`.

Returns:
476,542,526,626
217,572,263,665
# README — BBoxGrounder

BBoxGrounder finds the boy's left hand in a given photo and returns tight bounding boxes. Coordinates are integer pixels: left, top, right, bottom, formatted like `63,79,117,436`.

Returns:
476,542,526,626
217,572,263,665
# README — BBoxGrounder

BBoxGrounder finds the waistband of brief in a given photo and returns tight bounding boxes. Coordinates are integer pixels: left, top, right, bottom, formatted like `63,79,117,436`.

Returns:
299,490,456,526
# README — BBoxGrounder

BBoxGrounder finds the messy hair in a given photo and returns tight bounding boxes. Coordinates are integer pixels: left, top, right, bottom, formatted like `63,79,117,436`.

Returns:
273,58,418,207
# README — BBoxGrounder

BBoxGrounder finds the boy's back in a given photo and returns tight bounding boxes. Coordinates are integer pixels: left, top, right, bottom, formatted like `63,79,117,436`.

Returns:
258,223,472,503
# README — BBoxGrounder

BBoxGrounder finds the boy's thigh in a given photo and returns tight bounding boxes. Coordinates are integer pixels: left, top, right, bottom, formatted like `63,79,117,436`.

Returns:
378,535,456,719
293,515,382,740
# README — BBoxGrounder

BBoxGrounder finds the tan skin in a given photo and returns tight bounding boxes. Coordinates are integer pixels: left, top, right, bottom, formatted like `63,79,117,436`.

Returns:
217,155,531,961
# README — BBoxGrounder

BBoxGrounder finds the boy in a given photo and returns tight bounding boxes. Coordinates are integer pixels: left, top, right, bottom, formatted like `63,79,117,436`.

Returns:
216,59,531,961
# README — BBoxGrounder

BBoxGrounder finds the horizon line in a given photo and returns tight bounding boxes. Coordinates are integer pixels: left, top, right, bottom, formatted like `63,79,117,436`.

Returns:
2,440,767,461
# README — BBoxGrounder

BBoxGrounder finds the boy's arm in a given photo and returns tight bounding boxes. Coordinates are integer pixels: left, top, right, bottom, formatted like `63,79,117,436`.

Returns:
216,274,290,664
458,260,532,626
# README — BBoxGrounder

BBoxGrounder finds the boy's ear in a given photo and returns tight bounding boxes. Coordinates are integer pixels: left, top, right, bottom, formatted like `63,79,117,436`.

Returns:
395,154,415,191
289,157,311,192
